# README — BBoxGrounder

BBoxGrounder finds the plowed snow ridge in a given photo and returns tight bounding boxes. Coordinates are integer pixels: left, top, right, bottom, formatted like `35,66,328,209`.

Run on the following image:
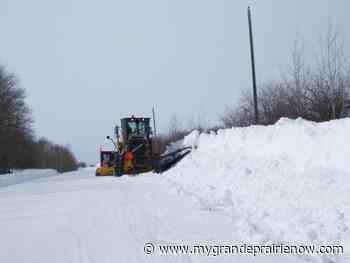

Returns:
163,118,350,254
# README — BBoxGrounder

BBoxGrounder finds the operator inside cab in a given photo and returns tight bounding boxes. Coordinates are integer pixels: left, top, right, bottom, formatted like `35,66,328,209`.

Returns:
127,119,146,138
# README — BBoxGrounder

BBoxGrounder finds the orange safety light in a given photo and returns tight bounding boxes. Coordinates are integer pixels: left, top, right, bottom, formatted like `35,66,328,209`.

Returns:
125,151,134,161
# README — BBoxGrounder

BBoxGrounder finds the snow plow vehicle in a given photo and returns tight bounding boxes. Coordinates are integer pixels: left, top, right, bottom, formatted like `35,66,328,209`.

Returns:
95,116,191,176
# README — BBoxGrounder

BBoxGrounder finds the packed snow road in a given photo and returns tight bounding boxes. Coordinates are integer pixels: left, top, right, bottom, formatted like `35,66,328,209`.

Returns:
0,169,58,188
0,168,303,263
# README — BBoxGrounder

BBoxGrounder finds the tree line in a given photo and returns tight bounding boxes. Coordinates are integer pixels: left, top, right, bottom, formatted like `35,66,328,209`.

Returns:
156,25,350,148
222,24,350,127
0,65,77,172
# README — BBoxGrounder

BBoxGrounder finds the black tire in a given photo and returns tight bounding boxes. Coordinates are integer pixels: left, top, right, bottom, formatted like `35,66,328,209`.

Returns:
114,170,123,177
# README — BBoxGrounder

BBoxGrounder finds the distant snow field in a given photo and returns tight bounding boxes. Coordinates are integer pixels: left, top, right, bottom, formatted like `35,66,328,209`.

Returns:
0,118,349,263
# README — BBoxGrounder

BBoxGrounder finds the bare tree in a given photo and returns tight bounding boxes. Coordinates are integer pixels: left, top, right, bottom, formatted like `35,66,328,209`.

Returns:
0,65,78,172
309,23,350,121
168,114,183,140
221,23,350,127
0,66,34,169
221,90,255,127
186,114,208,132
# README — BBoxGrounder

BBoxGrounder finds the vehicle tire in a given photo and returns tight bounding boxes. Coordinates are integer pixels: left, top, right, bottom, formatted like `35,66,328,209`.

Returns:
115,172,123,177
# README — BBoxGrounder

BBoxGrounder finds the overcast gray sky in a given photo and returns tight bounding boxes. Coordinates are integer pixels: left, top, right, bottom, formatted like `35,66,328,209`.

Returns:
0,0,349,164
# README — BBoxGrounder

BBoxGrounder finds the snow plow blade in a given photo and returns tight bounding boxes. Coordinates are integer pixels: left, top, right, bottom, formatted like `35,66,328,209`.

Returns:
154,146,192,173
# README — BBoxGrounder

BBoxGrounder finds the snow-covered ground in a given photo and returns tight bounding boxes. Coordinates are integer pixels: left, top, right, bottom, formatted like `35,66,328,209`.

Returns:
0,168,302,263
163,118,350,262
0,118,349,263
0,169,58,187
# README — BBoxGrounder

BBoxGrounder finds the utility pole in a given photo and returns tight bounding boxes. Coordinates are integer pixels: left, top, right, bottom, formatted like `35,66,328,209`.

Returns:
248,6,259,124
152,106,159,154
152,106,157,137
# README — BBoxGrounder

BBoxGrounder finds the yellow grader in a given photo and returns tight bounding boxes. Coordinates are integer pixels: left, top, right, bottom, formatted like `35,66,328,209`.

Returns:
95,116,191,176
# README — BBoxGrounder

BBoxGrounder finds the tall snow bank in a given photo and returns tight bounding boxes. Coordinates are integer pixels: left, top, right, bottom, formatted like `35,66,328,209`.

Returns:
163,118,350,255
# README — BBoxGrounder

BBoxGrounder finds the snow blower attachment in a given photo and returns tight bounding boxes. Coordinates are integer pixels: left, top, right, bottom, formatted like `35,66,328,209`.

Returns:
95,116,191,176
